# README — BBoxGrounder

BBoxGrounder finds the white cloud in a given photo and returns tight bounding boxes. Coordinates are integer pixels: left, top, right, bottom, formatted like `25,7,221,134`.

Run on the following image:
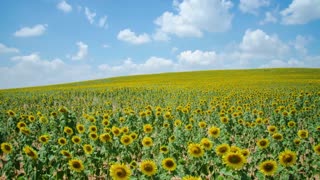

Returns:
178,50,219,66
0,43,19,54
239,29,290,58
117,29,151,45
154,0,233,38
71,41,88,60
98,57,175,75
14,24,47,37
102,44,110,48
57,1,72,13
98,16,108,28
281,0,320,24
291,35,311,55
260,11,277,25
85,7,96,24
1,53,97,89
239,0,269,14
260,59,305,68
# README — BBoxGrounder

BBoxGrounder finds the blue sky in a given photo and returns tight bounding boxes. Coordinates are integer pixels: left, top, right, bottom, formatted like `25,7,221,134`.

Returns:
0,0,320,89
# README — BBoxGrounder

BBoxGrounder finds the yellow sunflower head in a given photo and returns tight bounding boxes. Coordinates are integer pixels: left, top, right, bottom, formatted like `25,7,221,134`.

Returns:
313,144,320,155
58,137,67,146
110,163,131,180
174,119,182,127
60,150,72,158
142,137,153,147
83,144,94,154
215,144,230,156
222,152,247,170
198,121,207,128
102,119,110,126
1,142,13,154
257,139,270,149
17,121,27,129
267,125,277,134
279,150,297,167
188,143,204,158
72,136,82,144
130,132,138,140
297,130,308,139
140,160,157,176
160,146,169,154
259,160,278,176
272,133,283,141
120,135,133,146
112,126,121,136
287,121,296,128
99,133,112,143
68,159,84,172
293,138,301,145
23,145,38,159
200,138,213,150
143,124,153,133
76,124,85,134
64,126,73,136
185,124,193,131
89,125,98,133
38,135,50,144
208,126,220,138
162,158,177,172
240,149,250,157
89,132,99,141
182,176,202,180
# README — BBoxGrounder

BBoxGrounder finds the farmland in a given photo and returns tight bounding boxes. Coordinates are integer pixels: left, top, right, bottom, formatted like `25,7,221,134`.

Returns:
1,68,320,179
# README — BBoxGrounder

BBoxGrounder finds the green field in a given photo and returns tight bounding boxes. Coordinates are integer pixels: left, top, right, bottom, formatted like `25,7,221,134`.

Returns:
1,68,320,179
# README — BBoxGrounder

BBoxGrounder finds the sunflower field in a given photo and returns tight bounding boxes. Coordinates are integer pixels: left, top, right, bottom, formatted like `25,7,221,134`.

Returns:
0,68,320,179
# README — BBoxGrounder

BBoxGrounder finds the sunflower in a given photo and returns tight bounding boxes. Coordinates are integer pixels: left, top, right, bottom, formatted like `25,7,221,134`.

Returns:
163,122,169,128
20,127,31,135
313,144,320,155
7,110,16,117
102,119,110,126
120,135,133,146
222,152,246,170
104,127,111,133
72,136,82,144
83,144,94,154
23,146,38,159
60,150,72,158
215,144,230,156
143,124,153,133
257,139,270,149
39,116,48,124
174,119,182,127
220,117,229,124
267,126,277,134
130,132,138,140
160,146,169,154
200,138,213,150
230,146,240,153
142,137,153,147
76,124,85,134
316,126,320,131
89,125,98,133
28,115,36,123
279,150,297,167
140,160,157,176
119,117,125,123
240,149,250,157
169,135,175,142
17,121,27,129
89,132,99,141
287,121,296,128
293,138,301,145
208,126,220,138
297,130,308,139
259,160,277,176
121,127,129,134
38,135,50,144
58,137,67,146
64,126,73,136
182,176,202,180
188,143,204,158
162,158,176,171
185,124,192,131
1,142,13,154
110,163,131,180
198,121,207,128
272,133,283,141
100,133,112,143
68,159,84,172
112,126,121,136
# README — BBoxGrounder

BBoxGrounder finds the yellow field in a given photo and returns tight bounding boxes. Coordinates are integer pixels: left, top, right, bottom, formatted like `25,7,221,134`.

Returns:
1,68,320,179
